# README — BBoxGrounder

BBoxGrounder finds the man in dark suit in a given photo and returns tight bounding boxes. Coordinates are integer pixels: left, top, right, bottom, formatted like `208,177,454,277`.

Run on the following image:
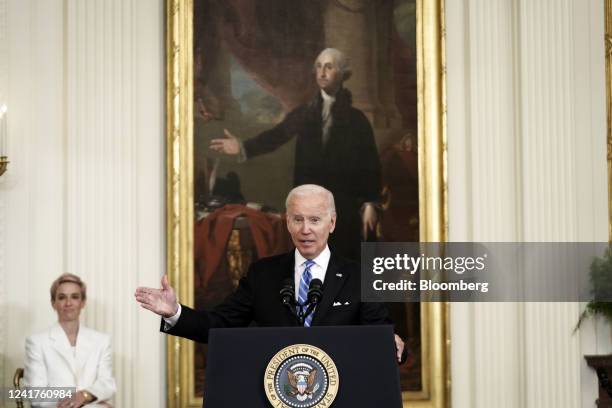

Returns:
210,48,381,261
135,184,405,361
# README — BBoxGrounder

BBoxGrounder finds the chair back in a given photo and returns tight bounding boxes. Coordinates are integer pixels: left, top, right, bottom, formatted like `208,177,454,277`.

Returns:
12,368,24,408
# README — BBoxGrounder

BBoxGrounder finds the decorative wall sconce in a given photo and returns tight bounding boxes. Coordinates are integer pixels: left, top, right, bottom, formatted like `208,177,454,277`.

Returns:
0,156,7,177
0,104,8,177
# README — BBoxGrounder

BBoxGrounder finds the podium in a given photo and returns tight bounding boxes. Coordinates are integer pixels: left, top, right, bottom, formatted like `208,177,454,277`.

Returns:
204,325,402,407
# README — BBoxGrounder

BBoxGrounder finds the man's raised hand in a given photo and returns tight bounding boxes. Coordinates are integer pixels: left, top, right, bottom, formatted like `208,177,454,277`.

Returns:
210,129,241,155
134,275,179,318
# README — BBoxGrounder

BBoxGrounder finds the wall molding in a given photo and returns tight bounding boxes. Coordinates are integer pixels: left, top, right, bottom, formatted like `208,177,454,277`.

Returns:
447,0,607,407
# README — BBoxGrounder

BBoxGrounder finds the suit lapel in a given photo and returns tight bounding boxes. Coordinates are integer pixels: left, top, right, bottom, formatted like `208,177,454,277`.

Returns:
49,323,76,376
278,251,299,326
308,94,325,153
75,327,95,379
311,253,348,326
280,250,296,282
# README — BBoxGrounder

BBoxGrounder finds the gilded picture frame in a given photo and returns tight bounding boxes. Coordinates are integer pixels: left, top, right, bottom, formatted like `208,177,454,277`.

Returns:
606,0,612,242
165,0,449,407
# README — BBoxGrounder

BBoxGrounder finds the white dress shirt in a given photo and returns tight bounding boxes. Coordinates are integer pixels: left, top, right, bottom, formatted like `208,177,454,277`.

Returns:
294,246,331,301
320,90,335,145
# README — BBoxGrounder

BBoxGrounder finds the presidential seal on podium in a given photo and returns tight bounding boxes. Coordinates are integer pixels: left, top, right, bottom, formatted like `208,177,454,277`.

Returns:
264,344,339,408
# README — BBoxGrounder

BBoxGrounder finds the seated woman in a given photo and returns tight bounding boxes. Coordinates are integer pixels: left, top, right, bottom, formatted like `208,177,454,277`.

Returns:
24,273,116,407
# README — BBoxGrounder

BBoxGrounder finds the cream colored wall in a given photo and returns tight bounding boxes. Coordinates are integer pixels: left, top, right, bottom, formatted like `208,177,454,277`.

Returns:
0,0,166,407
446,0,609,407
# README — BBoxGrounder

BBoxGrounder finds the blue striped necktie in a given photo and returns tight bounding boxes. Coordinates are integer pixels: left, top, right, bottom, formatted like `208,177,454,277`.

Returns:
297,259,315,327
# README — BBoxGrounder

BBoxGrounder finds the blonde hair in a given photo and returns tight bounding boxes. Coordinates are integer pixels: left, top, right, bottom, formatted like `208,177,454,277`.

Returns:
50,273,87,301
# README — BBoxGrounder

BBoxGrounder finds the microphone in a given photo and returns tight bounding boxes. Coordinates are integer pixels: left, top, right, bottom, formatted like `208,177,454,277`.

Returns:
307,278,323,305
302,279,323,323
280,278,295,306
280,278,303,324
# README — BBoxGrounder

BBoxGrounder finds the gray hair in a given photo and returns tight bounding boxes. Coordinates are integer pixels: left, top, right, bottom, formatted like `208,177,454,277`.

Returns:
314,48,352,81
285,184,336,215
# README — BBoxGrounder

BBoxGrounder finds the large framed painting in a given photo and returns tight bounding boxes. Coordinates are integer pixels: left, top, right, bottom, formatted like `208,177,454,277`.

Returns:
165,0,448,407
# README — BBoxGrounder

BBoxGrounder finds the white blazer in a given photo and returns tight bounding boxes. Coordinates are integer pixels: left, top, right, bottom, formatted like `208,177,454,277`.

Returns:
24,323,116,407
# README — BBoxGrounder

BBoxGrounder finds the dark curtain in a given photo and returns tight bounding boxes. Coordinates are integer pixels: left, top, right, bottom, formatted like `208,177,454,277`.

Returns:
194,0,326,111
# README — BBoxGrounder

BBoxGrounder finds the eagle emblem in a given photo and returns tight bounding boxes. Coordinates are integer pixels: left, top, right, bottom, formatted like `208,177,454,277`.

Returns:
286,363,319,402
264,345,338,408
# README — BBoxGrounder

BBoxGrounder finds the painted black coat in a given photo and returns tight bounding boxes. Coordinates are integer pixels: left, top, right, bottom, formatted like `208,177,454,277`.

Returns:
243,89,382,260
